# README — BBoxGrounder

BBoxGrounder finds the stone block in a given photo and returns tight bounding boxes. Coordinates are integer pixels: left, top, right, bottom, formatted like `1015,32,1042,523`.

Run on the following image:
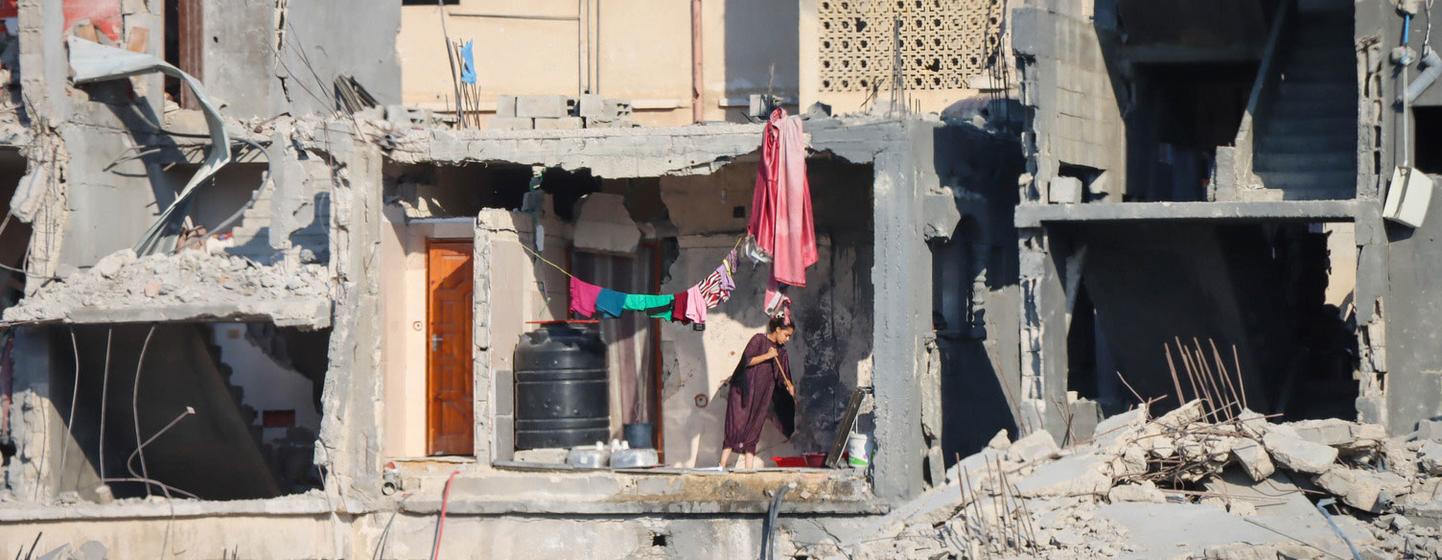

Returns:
987,429,1010,450
1048,176,1083,203
495,94,517,118
1108,481,1165,503
585,117,636,128
494,414,514,462
1231,439,1275,482
515,95,575,118
1007,430,1059,463
494,369,514,416
1262,426,1338,474
489,116,534,130
534,116,584,130
576,94,606,118
1068,399,1101,443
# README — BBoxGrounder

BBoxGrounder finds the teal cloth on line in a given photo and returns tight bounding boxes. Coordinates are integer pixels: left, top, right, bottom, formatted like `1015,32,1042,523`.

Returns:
623,293,675,319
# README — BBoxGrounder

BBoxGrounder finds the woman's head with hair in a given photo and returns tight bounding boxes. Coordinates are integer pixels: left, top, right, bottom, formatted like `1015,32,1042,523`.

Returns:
766,315,795,344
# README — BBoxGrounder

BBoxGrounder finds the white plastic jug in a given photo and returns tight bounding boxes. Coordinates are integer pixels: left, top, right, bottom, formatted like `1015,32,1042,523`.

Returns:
846,432,870,468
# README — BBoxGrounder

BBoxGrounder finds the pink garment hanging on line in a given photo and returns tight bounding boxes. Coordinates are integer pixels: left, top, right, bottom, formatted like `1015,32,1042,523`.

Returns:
747,108,817,288
684,285,707,324
568,277,602,318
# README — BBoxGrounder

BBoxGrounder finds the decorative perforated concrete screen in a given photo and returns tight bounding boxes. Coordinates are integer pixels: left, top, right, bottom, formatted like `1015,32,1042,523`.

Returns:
818,0,1003,92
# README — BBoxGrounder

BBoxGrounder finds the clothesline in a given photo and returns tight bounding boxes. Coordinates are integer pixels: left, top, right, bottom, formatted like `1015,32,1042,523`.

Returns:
515,234,746,289
514,234,747,327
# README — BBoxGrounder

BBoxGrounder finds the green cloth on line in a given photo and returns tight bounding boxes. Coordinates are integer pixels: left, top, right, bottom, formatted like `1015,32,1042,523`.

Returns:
623,293,675,319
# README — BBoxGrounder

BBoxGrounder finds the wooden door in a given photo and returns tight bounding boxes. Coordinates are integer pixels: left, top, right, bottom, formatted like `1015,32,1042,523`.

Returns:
427,241,474,456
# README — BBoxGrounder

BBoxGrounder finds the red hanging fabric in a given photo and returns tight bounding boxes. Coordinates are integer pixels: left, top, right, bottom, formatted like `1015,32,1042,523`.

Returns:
747,108,817,287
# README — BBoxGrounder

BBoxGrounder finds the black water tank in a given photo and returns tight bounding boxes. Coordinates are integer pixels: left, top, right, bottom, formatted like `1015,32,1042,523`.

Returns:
514,324,610,450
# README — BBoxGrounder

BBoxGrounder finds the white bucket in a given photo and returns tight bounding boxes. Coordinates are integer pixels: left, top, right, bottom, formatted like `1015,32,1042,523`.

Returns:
846,432,870,468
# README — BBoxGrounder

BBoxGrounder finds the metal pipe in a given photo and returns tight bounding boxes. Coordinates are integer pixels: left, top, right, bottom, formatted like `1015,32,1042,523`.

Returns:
571,0,576,97
450,12,579,21
1406,47,1442,104
691,0,703,123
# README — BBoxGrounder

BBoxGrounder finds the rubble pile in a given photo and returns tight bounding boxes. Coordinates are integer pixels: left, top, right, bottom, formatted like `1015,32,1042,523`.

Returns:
805,401,1442,559
3,249,331,326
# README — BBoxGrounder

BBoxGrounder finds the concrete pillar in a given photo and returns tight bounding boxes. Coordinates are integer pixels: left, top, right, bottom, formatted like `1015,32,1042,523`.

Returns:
868,122,933,502
317,137,385,503
6,327,60,501
1017,227,1068,440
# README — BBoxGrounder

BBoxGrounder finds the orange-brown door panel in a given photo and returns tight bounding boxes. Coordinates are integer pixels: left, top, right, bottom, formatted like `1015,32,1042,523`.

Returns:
427,241,474,456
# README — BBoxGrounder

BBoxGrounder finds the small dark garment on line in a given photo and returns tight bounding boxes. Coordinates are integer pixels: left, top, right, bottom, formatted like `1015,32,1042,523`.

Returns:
723,333,796,454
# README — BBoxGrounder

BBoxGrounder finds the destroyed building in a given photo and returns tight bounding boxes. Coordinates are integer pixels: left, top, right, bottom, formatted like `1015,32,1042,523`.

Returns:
0,0,1439,559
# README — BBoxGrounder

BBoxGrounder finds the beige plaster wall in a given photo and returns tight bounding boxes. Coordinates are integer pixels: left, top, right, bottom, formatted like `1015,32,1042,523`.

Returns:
397,0,801,125
380,206,564,459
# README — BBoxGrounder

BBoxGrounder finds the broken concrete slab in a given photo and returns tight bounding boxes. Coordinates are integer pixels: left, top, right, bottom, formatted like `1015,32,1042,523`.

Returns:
1262,425,1339,474
1155,400,1206,430
1314,467,1408,513
1098,501,1349,560
1092,408,1145,450
1230,439,1275,482
944,447,1003,484
2,251,332,329
1016,451,1111,497
1006,429,1060,463
1290,419,1387,451
1420,441,1442,475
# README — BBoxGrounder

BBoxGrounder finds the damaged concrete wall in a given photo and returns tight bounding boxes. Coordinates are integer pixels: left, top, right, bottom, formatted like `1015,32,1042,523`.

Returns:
472,204,572,463
658,235,874,467
205,0,401,118
1013,1,1127,203
1355,0,1442,433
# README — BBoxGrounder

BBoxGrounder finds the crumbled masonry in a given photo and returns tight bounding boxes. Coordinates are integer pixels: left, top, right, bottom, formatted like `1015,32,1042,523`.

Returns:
806,401,1442,559
3,249,331,328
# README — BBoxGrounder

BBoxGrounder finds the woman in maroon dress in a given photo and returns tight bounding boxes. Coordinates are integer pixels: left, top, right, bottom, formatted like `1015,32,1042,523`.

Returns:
719,316,796,470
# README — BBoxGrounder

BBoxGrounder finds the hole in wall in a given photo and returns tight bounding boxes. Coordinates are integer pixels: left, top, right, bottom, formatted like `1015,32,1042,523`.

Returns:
47,322,329,501
1413,106,1442,174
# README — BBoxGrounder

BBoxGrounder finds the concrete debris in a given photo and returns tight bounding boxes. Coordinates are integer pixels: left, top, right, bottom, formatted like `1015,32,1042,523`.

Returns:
806,406,1442,560
3,250,331,328
987,429,1011,449
1314,467,1408,513
1262,425,1339,474
1230,438,1275,481
1290,418,1387,452
1419,440,1442,475
1006,430,1059,463
1106,481,1165,503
